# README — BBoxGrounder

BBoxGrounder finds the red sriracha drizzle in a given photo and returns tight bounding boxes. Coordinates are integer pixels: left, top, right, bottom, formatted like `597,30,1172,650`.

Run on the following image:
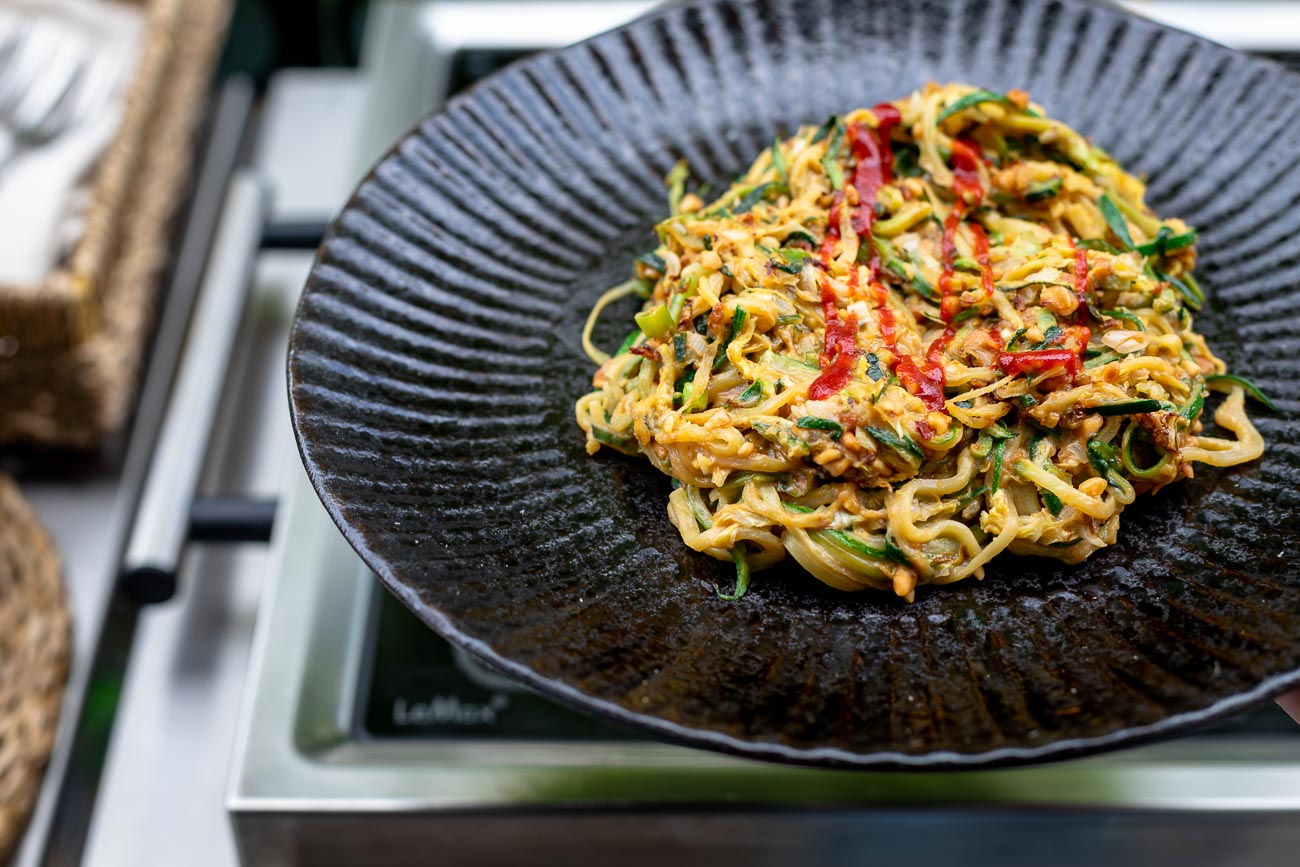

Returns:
848,104,901,233
906,138,991,420
896,356,946,412
990,236,1088,379
1071,238,1090,301
937,138,988,321
854,104,902,353
809,302,860,400
997,348,1081,377
808,104,900,401
949,137,985,203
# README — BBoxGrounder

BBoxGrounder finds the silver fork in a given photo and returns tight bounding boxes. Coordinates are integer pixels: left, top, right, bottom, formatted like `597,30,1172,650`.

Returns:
0,13,34,88
0,14,125,174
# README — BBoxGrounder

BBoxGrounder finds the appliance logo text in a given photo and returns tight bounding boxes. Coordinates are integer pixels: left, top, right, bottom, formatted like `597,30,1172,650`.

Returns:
392,693,510,727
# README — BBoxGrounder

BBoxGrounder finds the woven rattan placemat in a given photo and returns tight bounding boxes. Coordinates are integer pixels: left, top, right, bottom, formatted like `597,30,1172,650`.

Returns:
0,476,70,862
0,0,233,448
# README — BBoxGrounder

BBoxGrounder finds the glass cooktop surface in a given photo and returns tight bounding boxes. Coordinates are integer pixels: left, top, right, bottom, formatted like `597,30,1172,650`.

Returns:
356,584,1296,742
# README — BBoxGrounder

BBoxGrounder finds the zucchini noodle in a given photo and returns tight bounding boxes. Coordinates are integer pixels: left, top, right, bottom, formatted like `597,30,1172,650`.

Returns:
576,82,1270,602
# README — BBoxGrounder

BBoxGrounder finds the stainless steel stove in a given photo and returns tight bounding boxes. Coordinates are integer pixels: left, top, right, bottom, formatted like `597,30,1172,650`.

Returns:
229,471,1300,861
22,3,1300,867
226,3,1300,864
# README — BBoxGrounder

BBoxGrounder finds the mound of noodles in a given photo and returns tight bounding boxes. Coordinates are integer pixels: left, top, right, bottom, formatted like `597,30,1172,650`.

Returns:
577,82,1266,601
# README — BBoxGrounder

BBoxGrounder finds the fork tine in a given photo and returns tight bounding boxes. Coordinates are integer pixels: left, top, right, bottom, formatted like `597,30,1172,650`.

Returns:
0,19,57,115
40,47,114,137
0,20,37,111
9,27,87,130
66,47,129,128
0,15,27,76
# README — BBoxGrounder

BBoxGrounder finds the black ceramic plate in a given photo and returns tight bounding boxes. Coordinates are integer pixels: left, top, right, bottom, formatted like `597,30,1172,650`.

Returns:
289,0,1300,768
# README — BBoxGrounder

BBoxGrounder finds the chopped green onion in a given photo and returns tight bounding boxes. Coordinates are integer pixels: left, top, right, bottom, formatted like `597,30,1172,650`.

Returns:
1206,374,1278,411
797,416,844,439
679,379,706,412
819,529,889,561
773,247,815,274
1159,269,1204,310
784,229,818,248
1027,432,1049,463
1098,193,1135,250
684,486,713,529
935,89,1034,123
668,292,686,320
927,423,963,449
957,485,989,508
1042,489,1065,516
1028,325,1063,351
768,353,821,374
1092,306,1145,331
735,182,778,215
810,115,838,144
720,472,778,491
634,304,674,339
1086,440,1126,489
991,438,1006,492
1121,423,1171,480
729,307,748,340
987,423,1017,440
717,547,751,601
1034,307,1058,335
1180,377,1205,421
616,329,643,355
820,119,847,190
1076,237,1121,255
884,534,911,566
872,375,899,404
770,137,789,187
1084,350,1121,369
1136,226,1197,257
592,426,638,452
666,158,689,213
878,247,936,299
866,426,924,461
712,306,748,370
1025,177,1062,203
636,251,666,273
733,380,766,406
